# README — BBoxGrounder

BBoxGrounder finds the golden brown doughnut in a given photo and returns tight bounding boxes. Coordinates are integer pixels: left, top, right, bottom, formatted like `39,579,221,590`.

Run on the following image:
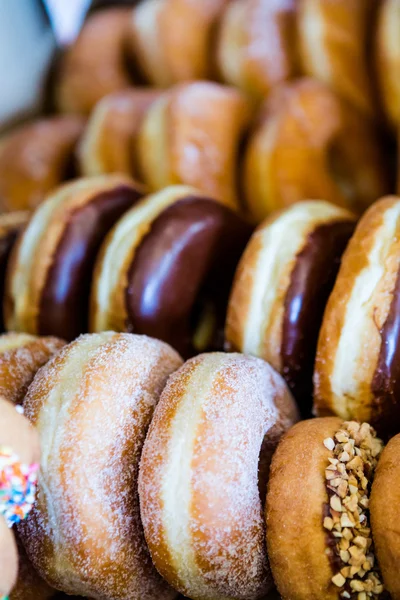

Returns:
139,352,299,600
0,117,84,212
127,0,228,86
314,196,400,437
90,185,252,357
370,433,400,599
78,88,161,179
138,81,252,211
375,0,400,128
0,333,64,406
216,0,297,101
225,200,355,413
18,332,182,599
5,175,143,341
298,0,377,117
10,537,55,600
266,418,385,600
243,79,390,222
55,8,134,115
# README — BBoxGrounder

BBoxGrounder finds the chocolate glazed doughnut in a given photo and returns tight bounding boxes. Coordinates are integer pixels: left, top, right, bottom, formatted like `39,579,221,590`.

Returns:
91,186,252,357
226,201,355,414
5,176,143,341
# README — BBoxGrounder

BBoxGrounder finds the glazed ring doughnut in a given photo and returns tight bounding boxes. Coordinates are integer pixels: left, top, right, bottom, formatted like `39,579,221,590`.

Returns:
314,196,400,437
0,116,84,212
266,418,385,600
298,0,377,117
216,0,297,101
225,200,355,413
5,175,143,341
243,79,390,223
137,81,252,211
0,212,30,331
375,0,400,129
0,333,64,406
18,332,182,600
127,0,228,86
78,88,161,179
55,8,134,115
90,185,252,357
139,352,299,600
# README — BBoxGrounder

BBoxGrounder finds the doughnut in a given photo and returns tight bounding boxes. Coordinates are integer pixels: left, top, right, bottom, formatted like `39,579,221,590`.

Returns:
78,88,161,179
5,175,143,341
266,418,385,600
127,0,228,86
370,433,400,599
375,0,400,128
137,81,252,211
139,352,299,600
297,0,377,117
55,8,134,115
0,116,84,212
243,79,390,223
18,332,182,599
10,537,54,600
0,212,29,331
216,0,297,101
0,333,64,406
90,185,252,357
314,196,400,437
225,200,355,413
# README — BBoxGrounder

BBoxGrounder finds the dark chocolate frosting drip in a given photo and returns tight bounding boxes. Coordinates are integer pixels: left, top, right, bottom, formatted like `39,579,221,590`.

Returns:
281,220,355,416
0,229,21,332
125,197,252,358
38,185,141,341
371,266,400,439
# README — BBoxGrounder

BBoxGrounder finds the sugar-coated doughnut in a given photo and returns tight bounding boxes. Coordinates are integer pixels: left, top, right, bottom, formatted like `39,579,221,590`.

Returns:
244,79,390,223
0,117,84,212
90,186,252,357
216,0,297,101
298,0,377,117
137,81,252,211
266,418,385,600
78,88,161,179
370,433,400,599
139,352,299,600
375,0,400,128
18,332,183,600
226,201,355,413
0,333,64,406
5,175,143,341
314,196,400,437
10,537,54,600
55,8,134,115
127,0,228,86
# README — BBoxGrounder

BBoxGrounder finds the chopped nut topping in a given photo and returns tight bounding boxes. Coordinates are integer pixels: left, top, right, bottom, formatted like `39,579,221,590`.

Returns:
322,422,384,598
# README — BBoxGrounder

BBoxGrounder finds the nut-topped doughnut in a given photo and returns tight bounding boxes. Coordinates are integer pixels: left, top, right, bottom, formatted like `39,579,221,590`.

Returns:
90,185,252,357
314,196,400,437
5,175,143,341
18,332,183,600
226,200,355,413
0,116,84,212
0,333,64,406
298,0,377,117
375,0,400,129
139,352,299,600
267,418,385,600
137,81,252,211
216,0,297,101
78,88,161,179
243,79,389,222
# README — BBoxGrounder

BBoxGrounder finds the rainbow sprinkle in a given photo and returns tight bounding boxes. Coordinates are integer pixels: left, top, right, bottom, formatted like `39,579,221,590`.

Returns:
0,446,38,528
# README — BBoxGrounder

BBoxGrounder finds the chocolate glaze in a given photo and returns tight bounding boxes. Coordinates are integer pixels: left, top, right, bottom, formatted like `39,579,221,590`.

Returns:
282,220,355,416
371,266,400,439
38,185,141,341
125,197,252,358
0,228,24,332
